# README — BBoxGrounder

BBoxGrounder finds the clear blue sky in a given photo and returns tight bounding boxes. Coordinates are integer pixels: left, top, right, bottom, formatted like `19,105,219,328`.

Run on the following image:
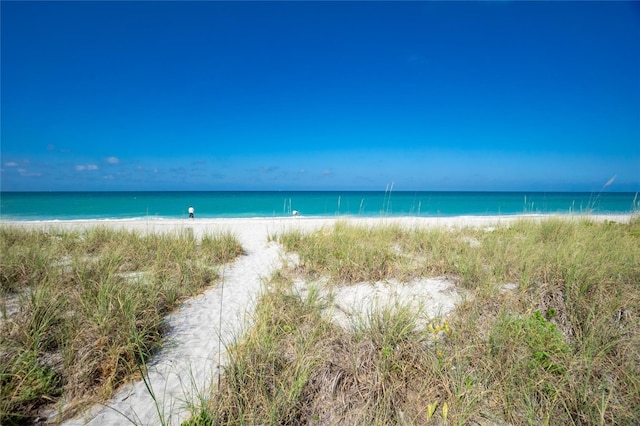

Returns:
1,1,639,192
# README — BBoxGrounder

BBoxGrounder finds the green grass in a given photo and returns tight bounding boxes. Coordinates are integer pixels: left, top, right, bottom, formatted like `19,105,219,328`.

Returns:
0,226,244,425
188,217,640,425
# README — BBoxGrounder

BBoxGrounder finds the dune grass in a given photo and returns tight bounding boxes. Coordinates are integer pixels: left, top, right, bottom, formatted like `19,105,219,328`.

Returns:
189,217,639,425
0,225,244,425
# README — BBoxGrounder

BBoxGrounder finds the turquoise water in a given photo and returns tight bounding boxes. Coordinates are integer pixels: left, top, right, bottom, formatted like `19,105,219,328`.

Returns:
0,191,637,221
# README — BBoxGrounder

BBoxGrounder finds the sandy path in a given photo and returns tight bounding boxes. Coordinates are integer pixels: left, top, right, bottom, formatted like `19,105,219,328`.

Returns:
59,221,295,425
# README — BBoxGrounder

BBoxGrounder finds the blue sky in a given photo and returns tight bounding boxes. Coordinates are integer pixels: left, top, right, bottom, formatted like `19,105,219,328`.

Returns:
1,1,639,192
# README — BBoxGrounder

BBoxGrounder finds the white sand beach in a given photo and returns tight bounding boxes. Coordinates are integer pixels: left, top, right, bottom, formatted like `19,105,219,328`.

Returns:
2,214,631,425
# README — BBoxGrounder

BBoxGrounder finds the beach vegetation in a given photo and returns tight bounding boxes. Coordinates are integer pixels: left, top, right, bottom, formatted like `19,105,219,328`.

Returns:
0,226,243,424
188,217,640,425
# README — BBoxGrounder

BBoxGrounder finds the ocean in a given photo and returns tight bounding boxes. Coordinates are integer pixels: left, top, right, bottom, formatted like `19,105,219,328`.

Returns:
0,191,638,221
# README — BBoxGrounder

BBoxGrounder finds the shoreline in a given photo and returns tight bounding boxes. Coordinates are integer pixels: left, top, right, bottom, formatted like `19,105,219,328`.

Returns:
1,213,634,231
3,212,635,222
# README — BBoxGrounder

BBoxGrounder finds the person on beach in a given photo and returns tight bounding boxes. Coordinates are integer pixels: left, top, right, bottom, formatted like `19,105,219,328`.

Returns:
188,205,194,219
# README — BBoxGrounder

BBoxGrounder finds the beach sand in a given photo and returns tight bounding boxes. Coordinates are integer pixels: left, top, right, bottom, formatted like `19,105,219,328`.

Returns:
2,214,631,425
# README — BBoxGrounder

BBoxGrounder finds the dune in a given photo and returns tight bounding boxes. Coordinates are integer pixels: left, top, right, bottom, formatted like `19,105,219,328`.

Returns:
3,214,630,425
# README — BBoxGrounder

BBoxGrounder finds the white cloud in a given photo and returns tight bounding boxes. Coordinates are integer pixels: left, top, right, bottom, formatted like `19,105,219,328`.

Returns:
5,162,18,167
76,164,99,171
18,168,42,177
106,156,120,164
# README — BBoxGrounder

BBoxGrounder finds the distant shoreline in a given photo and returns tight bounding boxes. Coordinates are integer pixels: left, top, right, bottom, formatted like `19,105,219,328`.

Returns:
5,212,637,222
1,212,636,221
1,214,634,236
